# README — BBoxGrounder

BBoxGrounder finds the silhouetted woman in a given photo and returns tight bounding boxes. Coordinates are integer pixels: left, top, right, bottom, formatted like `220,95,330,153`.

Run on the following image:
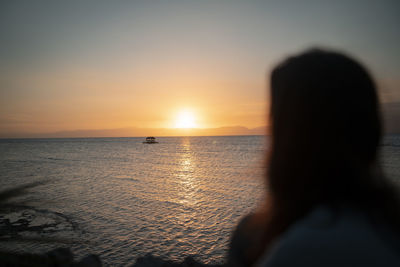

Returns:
228,49,400,266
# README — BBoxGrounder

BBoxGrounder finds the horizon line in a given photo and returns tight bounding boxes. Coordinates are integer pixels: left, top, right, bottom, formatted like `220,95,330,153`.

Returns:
0,125,269,139
0,134,269,140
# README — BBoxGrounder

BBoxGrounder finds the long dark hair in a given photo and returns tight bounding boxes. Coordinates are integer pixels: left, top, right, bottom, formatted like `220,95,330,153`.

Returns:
251,49,400,263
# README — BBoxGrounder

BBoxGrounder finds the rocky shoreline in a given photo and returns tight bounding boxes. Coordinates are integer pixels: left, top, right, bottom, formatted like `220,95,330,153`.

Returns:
0,207,224,266
0,247,223,266
0,185,227,266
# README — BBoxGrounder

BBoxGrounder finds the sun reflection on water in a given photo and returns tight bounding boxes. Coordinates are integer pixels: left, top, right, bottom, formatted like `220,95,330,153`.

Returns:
176,137,198,207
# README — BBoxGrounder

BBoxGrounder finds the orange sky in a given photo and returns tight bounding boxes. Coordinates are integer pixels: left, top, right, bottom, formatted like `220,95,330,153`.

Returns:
1,1,399,137
1,65,268,134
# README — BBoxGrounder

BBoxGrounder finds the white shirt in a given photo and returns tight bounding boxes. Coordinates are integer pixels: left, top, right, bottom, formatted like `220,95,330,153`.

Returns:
256,205,400,267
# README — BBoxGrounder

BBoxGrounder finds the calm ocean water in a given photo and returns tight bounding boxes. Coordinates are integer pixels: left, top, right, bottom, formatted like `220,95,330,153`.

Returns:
0,135,399,266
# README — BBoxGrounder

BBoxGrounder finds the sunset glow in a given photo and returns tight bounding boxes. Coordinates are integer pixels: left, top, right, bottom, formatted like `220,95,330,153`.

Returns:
175,110,197,129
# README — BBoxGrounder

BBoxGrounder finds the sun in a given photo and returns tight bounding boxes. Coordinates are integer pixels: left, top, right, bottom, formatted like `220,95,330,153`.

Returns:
175,110,197,128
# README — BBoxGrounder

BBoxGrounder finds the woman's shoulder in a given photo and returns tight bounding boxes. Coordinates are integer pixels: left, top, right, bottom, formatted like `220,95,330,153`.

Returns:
228,212,268,267
256,205,400,267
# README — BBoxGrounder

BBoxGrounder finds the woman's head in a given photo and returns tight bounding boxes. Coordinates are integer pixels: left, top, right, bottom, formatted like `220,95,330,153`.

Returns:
232,49,399,266
268,49,382,205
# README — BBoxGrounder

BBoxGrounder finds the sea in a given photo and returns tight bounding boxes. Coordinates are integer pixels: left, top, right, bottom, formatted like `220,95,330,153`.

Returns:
0,135,399,266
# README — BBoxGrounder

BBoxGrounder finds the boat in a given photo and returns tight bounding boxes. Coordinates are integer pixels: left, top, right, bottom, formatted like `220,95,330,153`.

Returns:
143,136,158,144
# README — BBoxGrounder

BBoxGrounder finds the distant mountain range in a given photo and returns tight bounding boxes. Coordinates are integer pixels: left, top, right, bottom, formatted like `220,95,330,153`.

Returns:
1,126,269,138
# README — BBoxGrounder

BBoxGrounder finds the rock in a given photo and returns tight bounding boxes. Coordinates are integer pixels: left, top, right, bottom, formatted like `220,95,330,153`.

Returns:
46,247,74,264
132,254,223,267
0,248,102,266
76,254,102,267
